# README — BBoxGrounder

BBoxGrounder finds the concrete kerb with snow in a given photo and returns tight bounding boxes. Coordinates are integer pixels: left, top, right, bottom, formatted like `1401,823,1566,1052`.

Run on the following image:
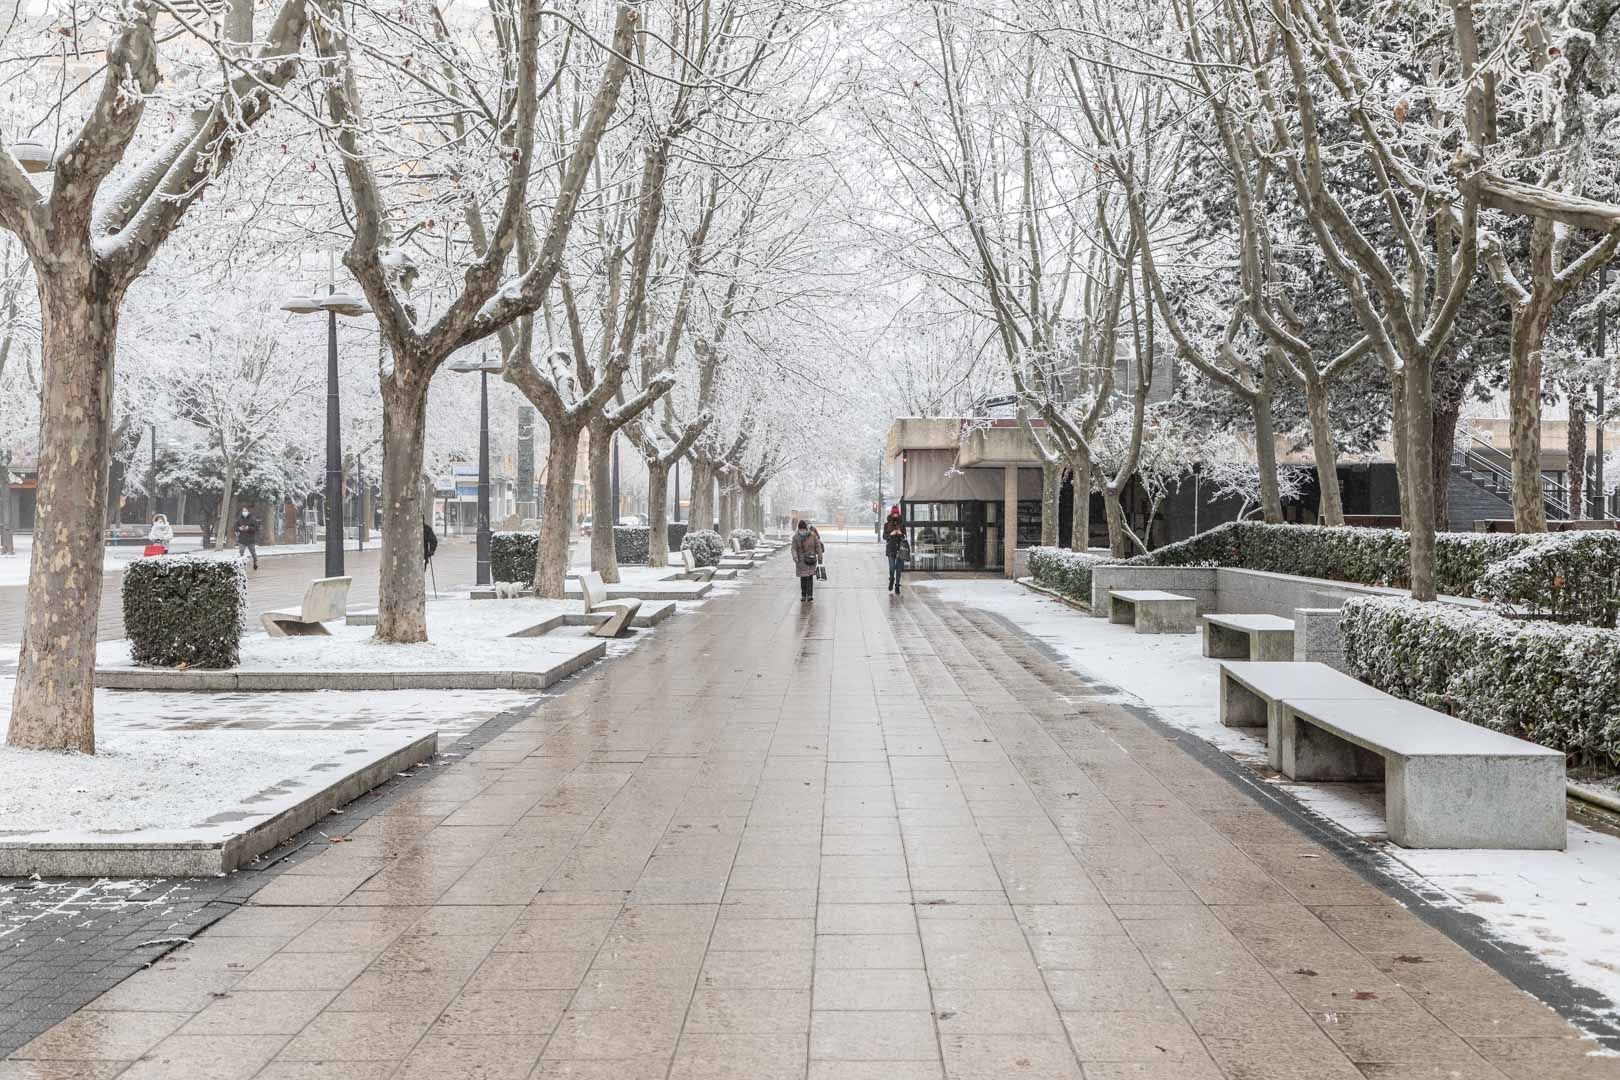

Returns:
922,575,1620,1028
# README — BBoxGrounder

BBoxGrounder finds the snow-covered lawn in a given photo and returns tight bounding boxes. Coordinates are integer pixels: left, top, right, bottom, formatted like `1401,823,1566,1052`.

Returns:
917,576,1620,1024
0,729,423,835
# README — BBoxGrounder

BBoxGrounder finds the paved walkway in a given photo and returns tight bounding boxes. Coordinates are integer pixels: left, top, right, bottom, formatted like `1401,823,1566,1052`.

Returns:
5,546,1614,1079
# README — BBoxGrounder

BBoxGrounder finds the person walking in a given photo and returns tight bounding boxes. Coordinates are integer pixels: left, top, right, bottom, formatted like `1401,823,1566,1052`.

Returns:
791,518,824,602
147,513,174,555
883,505,907,594
234,507,260,570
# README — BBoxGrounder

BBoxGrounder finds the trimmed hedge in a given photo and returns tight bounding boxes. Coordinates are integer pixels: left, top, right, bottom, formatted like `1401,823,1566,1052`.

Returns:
1027,547,1118,603
1341,595,1618,765
123,556,246,669
1475,531,1620,628
667,522,689,553
730,528,759,551
613,525,651,566
682,529,725,568
492,531,538,584
1027,522,1548,604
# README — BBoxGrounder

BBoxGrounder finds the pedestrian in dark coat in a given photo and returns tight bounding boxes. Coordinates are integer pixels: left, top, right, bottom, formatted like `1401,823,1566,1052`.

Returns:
422,520,439,568
791,519,824,602
234,508,260,570
883,506,907,594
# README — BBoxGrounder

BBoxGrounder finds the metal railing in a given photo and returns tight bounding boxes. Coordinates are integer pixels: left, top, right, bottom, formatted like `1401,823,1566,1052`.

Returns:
1453,435,1619,522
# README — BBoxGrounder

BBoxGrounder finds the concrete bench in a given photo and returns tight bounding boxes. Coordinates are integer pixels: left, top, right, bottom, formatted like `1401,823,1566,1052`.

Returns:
1202,614,1295,661
261,577,352,637
675,547,716,582
579,571,641,638
1108,590,1196,634
1275,696,1566,849
1219,661,1390,770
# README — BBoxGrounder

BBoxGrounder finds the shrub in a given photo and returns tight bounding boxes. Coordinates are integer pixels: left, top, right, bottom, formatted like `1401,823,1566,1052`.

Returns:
682,529,725,567
123,556,246,669
1027,547,1120,602
613,525,651,565
1341,595,1620,765
491,531,538,584
730,528,758,551
667,522,689,553
1475,531,1620,627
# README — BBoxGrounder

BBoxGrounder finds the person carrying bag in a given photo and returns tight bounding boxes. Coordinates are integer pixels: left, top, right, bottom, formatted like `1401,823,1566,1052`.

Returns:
792,519,825,602
882,506,908,594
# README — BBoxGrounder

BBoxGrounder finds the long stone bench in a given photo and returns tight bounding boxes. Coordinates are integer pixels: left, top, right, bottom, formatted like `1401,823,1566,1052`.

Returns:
1202,614,1294,661
1108,590,1197,634
1219,661,1389,770
1275,697,1566,850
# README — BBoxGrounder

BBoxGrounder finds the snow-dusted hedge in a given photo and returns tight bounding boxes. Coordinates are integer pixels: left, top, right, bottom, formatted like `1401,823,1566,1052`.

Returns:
730,528,759,551
613,525,651,565
491,531,537,584
1341,595,1619,764
1475,531,1620,627
682,529,725,568
667,522,689,553
1027,547,1118,602
124,556,246,669
1146,521,1542,597
1028,522,1553,607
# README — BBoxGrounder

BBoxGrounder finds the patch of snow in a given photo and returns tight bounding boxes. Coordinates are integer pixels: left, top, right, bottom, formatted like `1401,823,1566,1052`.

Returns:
917,576,1620,1025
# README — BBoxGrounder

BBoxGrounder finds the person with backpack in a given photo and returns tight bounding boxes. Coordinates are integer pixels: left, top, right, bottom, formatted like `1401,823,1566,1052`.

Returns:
234,507,260,570
883,505,908,594
791,519,824,602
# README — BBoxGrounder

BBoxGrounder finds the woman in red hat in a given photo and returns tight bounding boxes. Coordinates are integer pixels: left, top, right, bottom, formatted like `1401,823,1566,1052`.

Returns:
883,505,908,594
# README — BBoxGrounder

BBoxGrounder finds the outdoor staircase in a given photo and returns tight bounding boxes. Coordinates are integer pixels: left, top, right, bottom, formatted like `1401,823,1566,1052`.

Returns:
1446,465,1515,531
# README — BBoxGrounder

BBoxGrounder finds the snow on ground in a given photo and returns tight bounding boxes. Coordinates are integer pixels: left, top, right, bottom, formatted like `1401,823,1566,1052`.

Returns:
0,729,419,834
917,576,1620,1023
0,537,331,587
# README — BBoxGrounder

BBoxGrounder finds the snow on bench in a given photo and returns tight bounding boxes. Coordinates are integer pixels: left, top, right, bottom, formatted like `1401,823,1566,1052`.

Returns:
1107,589,1197,634
579,571,641,638
1218,661,1389,770
260,577,352,637
1202,613,1295,661
1275,697,1566,850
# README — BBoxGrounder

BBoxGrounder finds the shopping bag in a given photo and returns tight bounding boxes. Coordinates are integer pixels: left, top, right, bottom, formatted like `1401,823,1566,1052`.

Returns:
143,543,167,557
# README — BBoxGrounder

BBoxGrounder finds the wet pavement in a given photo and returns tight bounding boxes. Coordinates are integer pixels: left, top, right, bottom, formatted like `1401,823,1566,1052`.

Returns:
5,544,1617,1078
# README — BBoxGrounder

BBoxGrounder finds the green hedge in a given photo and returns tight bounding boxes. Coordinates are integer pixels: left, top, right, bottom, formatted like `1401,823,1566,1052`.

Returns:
1475,531,1620,627
123,556,246,669
492,531,537,584
730,528,759,551
613,525,651,565
1341,595,1617,765
1028,522,1546,604
682,529,724,567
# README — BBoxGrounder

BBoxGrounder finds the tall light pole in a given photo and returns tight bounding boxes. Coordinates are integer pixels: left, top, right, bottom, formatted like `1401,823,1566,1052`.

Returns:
673,459,681,522
451,354,503,585
1598,262,1609,519
283,277,370,579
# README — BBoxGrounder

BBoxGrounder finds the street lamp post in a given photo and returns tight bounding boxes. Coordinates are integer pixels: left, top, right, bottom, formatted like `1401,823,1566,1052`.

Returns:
1598,262,1609,519
451,354,503,585
673,459,681,523
283,269,371,580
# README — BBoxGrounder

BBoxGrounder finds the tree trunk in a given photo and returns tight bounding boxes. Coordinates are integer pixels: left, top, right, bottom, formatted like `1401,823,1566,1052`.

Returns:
1391,373,1412,528
1304,375,1345,526
216,457,236,550
7,280,118,753
1508,308,1551,532
588,418,619,583
0,452,13,555
375,384,430,643
534,424,581,598
1068,453,1091,550
717,480,735,536
647,460,671,568
1432,394,1462,534
1041,462,1061,546
1103,487,1130,559
689,459,715,531
1567,384,1587,519
1253,384,1284,525
1406,351,1438,601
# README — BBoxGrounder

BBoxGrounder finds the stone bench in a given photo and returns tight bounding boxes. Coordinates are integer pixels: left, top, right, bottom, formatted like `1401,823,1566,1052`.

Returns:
261,577,352,636
1218,661,1388,770
579,571,641,638
1202,614,1295,661
674,547,716,582
1107,590,1196,634
1275,697,1566,850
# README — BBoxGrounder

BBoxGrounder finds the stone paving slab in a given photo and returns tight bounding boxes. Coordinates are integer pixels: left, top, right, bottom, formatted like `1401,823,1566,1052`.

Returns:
6,547,1617,1078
